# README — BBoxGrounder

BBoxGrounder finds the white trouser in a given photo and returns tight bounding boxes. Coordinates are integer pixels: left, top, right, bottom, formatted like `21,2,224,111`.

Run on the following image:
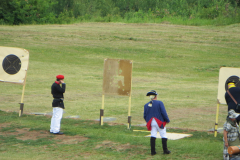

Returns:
151,118,167,138
50,107,63,133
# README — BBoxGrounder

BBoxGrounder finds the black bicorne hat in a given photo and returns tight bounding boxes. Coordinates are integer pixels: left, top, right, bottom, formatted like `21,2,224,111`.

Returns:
146,90,158,96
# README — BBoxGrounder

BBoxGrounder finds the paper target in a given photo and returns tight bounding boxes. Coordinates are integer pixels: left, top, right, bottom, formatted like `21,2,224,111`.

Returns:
102,59,132,96
217,67,240,104
0,46,29,84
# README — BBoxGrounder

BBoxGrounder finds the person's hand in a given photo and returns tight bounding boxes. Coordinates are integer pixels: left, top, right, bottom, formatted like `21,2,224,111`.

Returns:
60,80,64,84
225,141,229,148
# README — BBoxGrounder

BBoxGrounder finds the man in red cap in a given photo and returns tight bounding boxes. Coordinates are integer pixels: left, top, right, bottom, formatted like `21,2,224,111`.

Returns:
50,75,66,135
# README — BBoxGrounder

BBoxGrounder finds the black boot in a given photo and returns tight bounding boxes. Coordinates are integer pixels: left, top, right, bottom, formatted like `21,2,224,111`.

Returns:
162,138,171,154
150,137,156,155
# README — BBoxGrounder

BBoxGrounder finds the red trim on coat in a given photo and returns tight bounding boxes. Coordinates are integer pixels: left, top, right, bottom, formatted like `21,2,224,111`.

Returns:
146,117,167,131
55,81,60,85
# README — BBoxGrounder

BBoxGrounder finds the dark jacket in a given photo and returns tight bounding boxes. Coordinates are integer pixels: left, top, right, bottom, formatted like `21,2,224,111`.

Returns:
144,100,170,130
51,82,66,108
225,87,240,113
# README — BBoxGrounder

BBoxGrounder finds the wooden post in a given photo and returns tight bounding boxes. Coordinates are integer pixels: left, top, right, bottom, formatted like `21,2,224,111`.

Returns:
127,60,133,129
19,72,27,117
100,94,105,125
214,100,220,137
128,116,132,129
127,96,132,129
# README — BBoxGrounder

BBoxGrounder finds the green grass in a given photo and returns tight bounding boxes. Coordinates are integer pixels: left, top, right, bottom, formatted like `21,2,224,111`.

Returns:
0,22,240,132
0,110,223,160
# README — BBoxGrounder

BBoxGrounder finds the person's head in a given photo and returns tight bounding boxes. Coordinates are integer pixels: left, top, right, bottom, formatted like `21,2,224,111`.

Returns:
227,79,237,89
56,75,64,83
228,82,236,89
146,90,158,100
228,109,239,121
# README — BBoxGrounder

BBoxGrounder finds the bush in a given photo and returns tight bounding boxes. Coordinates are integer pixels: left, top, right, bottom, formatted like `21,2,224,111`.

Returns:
0,0,240,25
198,6,221,19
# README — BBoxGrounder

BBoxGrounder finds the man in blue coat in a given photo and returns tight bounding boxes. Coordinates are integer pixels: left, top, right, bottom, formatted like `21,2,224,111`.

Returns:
225,80,240,112
144,90,171,155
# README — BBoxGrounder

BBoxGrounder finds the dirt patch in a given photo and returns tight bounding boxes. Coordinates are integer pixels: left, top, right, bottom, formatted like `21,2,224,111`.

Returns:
0,122,12,128
16,129,50,140
105,122,125,126
95,140,148,155
54,135,88,144
0,122,88,144
95,140,132,151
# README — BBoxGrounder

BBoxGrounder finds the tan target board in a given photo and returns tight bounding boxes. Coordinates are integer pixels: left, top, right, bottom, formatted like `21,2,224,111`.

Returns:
214,67,240,137
102,59,132,96
0,46,29,84
100,59,133,129
0,46,29,116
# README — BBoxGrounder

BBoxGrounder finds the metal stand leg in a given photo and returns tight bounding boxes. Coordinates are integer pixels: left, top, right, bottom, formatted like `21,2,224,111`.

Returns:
100,109,104,125
128,116,132,129
19,103,24,117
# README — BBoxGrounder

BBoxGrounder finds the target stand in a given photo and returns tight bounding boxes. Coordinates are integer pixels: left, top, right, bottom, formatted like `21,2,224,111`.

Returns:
214,67,240,137
100,58,133,129
0,46,29,116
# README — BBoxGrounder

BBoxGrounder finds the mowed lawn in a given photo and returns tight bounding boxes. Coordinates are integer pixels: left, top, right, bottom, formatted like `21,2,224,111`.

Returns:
0,22,240,131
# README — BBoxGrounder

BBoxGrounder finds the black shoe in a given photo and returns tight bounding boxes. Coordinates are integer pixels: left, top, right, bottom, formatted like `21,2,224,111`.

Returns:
163,150,171,154
162,138,171,154
53,131,64,135
150,137,156,156
151,152,156,156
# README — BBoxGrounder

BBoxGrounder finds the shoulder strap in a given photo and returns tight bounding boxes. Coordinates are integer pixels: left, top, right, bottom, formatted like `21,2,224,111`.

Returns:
227,90,238,105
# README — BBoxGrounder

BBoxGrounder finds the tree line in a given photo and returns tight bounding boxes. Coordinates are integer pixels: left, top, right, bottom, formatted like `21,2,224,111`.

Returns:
0,0,239,25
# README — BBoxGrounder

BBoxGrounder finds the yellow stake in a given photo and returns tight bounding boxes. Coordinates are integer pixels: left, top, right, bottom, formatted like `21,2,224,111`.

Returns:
101,94,105,126
19,72,27,117
214,101,220,137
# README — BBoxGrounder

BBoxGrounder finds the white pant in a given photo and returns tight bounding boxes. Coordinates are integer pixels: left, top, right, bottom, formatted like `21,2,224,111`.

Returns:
50,107,63,133
151,118,167,138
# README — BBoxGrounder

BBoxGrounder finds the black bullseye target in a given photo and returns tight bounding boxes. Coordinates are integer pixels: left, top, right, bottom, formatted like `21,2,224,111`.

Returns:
0,46,30,117
2,54,21,75
0,46,29,84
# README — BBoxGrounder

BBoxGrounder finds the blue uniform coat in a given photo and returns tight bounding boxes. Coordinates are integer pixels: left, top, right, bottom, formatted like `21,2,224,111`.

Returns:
144,100,170,130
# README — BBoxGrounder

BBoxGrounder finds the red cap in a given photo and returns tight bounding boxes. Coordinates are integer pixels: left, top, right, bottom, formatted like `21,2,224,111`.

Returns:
56,75,64,80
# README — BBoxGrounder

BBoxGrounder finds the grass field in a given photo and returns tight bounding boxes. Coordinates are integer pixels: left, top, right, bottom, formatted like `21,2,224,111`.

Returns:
0,111,223,160
0,22,240,132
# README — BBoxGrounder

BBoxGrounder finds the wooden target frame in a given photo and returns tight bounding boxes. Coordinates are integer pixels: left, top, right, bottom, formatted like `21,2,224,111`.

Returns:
100,58,133,129
0,46,29,116
214,67,240,137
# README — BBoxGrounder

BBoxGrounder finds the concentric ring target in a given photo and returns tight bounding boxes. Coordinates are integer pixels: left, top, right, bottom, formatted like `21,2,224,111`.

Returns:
225,75,240,91
2,54,21,75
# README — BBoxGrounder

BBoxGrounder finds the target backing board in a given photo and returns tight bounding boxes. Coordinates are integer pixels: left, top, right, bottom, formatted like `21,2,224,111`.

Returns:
0,46,29,84
217,67,240,104
102,59,132,96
